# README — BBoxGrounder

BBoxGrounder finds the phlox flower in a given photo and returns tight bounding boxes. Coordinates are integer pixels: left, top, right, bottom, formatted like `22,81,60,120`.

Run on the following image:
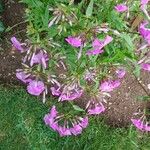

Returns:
44,105,89,136
30,51,49,69
114,4,128,13
131,119,145,131
11,37,26,53
50,86,61,96
100,80,121,92
139,21,150,45
88,102,105,115
27,80,45,96
16,71,32,83
131,118,150,132
65,36,82,48
116,68,126,79
141,0,149,10
145,124,150,131
84,69,96,82
70,124,82,136
86,35,113,55
79,117,89,128
58,80,83,101
141,63,150,72
86,90,110,115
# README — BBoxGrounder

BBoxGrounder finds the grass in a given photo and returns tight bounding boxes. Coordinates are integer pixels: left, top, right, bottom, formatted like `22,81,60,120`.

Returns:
0,85,150,150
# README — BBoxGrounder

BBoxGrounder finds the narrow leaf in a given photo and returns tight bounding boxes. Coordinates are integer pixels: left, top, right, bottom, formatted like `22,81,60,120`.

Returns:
86,0,94,17
73,105,84,112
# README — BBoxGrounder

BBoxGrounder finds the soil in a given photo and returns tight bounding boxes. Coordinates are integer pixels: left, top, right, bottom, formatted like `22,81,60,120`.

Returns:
0,0,26,84
0,0,150,127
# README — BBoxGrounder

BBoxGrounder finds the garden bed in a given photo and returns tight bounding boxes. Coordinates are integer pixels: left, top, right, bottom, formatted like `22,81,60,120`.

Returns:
0,0,25,84
0,0,150,133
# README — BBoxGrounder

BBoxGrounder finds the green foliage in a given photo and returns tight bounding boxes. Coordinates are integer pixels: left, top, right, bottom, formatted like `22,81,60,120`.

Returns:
21,0,139,76
0,21,5,33
0,86,150,149
0,1,5,34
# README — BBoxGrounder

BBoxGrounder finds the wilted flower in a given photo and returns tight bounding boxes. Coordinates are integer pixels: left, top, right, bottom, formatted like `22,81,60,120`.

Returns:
44,105,88,136
115,4,128,13
84,69,96,82
30,51,49,69
116,68,126,79
58,80,83,101
139,21,150,45
27,80,45,96
11,37,26,53
100,80,121,92
65,36,82,48
51,86,61,96
86,35,113,55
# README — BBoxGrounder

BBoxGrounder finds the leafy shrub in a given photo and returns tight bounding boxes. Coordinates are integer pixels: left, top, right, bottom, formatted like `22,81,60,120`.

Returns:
12,0,150,136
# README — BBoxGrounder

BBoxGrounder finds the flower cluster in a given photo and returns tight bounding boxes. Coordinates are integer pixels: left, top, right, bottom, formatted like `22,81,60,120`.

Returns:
11,37,48,101
44,106,88,136
12,0,150,137
131,111,150,131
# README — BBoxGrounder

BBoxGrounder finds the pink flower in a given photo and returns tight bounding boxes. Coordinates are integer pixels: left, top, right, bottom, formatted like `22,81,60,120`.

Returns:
58,126,72,137
79,117,89,128
141,63,150,72
44,106,88,136
116,69,126,79
141,0,149,5
88,103,105,115
16,71,32,83
100,80,121,92
50,87,61,96
11,37,25,52
65,36,82,48
139,21,150,45
115,4,128,13
27,80,45,96
145,124,150,131
30,51,49,69
131,119,145,131
59,90,83,101
59,81,83,101
44,106,59,131
86,49,104,55
70,124,83,136
141,0,149,10
49,105,58,118
86,36,113,55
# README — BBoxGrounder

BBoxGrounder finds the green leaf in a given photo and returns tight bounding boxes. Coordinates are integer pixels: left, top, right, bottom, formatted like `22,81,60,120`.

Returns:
0,21,5,32
137,96,150,101
86,0,94,17
133,64,141,77
120,33,134,51
73,105,84,112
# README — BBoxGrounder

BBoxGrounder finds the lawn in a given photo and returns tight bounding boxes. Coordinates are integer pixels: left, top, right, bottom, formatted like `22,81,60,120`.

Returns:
0,85,150,150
